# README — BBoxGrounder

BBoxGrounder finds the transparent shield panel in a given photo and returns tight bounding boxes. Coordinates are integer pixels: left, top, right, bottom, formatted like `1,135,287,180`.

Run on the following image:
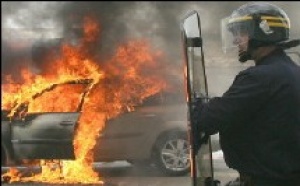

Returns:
187,46,214,182
182,12,201,38
182,11,215,185
182,11,208,99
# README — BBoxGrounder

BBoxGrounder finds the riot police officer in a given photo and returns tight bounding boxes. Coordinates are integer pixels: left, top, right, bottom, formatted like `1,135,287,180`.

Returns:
194,2,300,186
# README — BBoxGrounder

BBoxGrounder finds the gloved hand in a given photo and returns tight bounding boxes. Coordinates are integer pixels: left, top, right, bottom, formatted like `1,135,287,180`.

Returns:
190,97,209,153
192,131,209,153
190,96,206,124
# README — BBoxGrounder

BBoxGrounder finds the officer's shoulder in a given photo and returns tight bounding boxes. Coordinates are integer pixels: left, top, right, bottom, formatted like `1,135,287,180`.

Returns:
236,65,267,80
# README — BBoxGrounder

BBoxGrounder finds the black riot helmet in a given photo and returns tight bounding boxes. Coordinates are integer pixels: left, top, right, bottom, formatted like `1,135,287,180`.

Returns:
221,2,298,62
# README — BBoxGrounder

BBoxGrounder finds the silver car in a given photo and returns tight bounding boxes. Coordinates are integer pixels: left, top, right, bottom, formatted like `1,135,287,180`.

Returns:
1,79,191,176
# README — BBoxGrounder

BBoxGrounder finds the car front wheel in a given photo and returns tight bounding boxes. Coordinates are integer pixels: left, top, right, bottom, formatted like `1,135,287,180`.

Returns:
153,131,190,176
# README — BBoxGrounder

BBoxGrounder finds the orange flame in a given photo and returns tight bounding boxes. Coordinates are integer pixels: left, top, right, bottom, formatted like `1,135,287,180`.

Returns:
2,15,170,184
1,168,21,183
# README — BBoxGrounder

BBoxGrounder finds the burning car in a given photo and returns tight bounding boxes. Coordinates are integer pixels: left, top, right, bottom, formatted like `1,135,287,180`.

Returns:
1,78,191,176
1,16,221,181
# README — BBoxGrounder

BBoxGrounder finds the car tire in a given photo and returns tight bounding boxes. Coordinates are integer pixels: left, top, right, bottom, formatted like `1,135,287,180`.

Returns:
153,131,190,176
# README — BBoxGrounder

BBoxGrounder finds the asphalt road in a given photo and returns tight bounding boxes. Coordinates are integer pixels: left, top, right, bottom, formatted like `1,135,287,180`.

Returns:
1,151,238,186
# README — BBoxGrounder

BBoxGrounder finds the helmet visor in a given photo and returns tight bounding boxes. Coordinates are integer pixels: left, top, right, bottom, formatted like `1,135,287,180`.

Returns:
221,16,254,53
221,14,291,53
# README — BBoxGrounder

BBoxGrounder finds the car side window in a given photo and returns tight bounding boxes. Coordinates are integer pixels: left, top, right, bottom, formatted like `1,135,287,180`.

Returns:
27,84,86,113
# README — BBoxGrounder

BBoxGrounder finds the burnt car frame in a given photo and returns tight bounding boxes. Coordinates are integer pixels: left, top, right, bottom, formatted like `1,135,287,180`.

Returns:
1,79,191,176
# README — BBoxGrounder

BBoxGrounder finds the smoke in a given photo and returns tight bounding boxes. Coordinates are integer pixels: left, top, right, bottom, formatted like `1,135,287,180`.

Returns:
1,1,299,179
2,1,299,82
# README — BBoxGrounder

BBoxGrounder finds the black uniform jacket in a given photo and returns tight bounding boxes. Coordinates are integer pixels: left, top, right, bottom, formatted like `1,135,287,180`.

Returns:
197,49,300,180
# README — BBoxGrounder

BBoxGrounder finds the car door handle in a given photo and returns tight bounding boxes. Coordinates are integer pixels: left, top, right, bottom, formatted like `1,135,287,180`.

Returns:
59,121,74,126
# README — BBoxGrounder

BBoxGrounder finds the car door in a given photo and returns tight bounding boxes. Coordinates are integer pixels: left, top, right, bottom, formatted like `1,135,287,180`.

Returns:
10,79,92,160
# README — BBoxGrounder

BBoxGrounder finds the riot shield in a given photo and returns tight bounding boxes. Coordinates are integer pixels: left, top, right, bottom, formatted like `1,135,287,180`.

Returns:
180,10,219,186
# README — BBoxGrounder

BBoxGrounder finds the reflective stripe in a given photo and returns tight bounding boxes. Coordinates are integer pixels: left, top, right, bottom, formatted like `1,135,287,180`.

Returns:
261,16,289,21
228,16,252,23
228,15,289,23
268,22,290,28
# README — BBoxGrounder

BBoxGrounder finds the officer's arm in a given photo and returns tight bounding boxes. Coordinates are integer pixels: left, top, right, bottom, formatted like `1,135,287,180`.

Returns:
195,70,268,135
